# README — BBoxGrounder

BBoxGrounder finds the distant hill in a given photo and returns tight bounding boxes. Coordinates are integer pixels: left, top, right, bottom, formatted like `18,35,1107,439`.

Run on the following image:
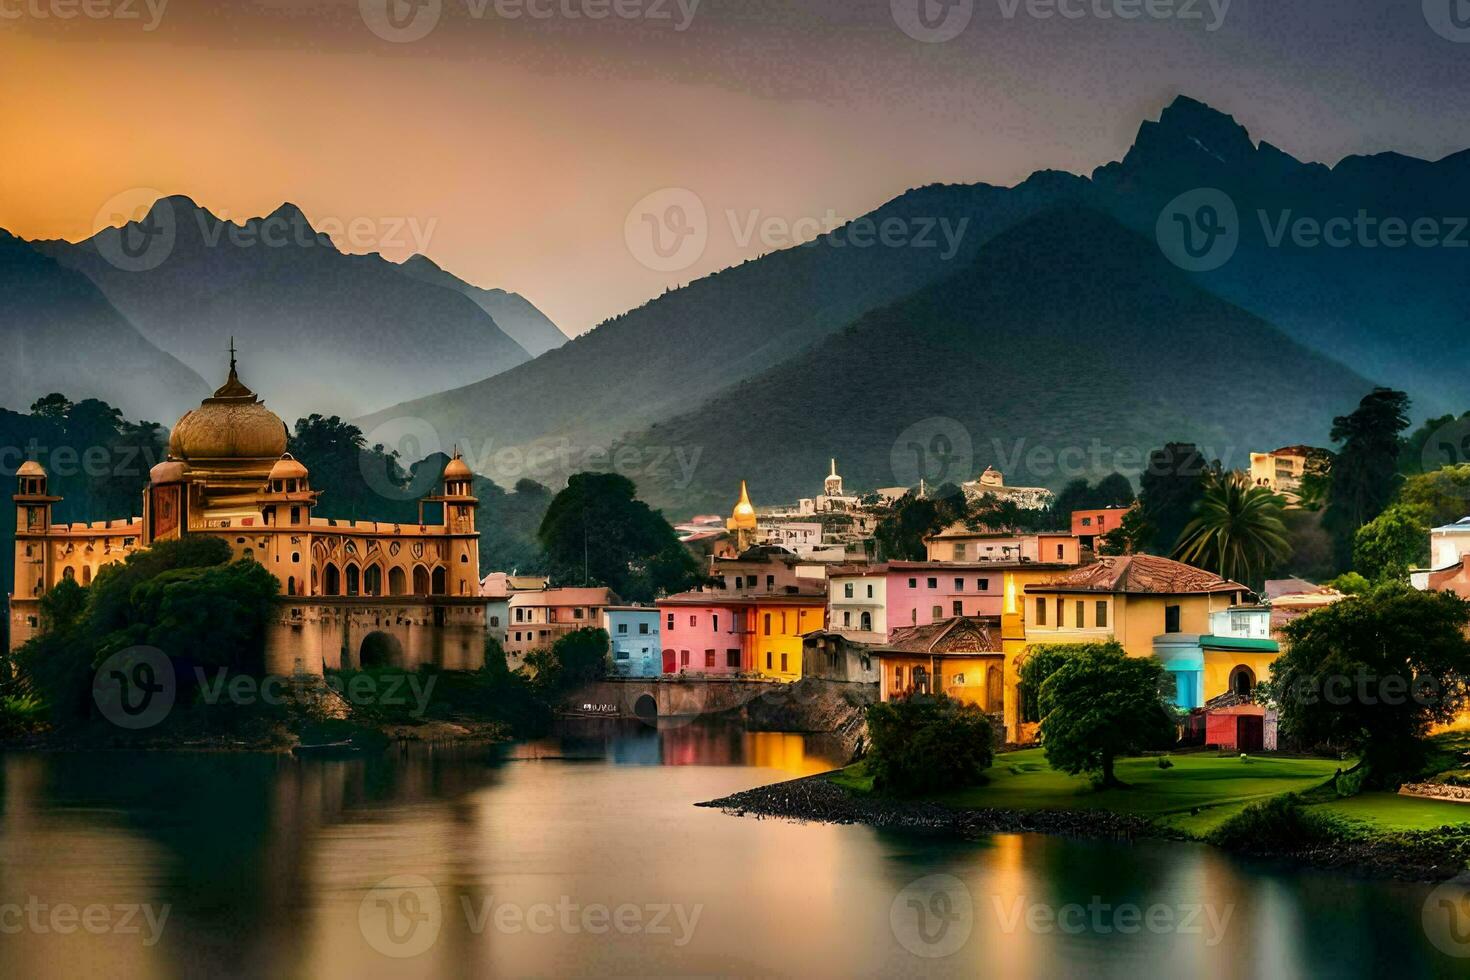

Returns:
617,208,1375,515
28,197,534,421
394,254,567,357
0,231,210,422
363,94,1468,478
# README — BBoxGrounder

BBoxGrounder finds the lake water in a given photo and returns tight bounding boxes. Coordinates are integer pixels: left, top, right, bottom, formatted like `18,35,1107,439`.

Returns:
0,720,1461,978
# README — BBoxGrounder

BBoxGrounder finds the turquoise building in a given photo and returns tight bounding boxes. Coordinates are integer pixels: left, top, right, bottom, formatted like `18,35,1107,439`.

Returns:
603,606,661,677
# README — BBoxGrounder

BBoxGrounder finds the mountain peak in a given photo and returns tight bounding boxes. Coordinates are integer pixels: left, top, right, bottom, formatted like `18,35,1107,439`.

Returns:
400,253,443,274
1114,94,1260,181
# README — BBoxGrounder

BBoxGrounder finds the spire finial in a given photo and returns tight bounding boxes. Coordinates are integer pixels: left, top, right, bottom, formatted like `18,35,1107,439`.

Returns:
228,336,238,378
830,457,837,477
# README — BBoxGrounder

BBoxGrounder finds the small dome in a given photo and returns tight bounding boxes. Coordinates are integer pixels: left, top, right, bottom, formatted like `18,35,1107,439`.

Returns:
269,454,308,481
727,481,757,531
17,460,45,478
444,454,472,480
149,460,188,484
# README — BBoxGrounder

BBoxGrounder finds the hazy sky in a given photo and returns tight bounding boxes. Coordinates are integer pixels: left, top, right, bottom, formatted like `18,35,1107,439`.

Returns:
3,0,1469,335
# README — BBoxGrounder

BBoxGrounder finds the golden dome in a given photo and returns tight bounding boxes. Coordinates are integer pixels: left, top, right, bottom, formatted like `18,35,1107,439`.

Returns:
443,452,472,480
168,356,288,461
727,480,757,531
17,460,45,478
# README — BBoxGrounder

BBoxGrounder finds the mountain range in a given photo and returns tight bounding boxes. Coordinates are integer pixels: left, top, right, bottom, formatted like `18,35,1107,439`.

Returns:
12,197,566,422
7,95,1465,518
0,230,211,423
361,95,1466,513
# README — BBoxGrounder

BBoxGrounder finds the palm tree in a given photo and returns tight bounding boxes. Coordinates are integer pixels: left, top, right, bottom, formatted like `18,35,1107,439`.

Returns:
1173,472,1292,586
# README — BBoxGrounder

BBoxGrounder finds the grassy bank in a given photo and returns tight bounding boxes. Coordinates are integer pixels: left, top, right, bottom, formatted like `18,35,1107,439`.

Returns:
713,740,1470,879
833,748,1347,837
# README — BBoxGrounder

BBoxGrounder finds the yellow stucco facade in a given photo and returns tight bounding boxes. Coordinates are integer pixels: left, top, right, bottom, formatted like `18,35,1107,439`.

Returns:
751,600,825,682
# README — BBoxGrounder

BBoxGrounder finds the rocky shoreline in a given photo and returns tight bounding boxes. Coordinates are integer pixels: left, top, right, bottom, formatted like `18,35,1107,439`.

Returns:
698,771,1468,882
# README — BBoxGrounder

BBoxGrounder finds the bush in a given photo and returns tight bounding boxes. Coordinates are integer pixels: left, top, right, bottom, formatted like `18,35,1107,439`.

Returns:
1208,794,1345,851
1335,765,1369,797
864,694,994,796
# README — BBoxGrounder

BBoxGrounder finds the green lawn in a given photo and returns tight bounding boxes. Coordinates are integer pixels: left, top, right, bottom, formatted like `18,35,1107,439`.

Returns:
834,748,1347,838
1314,792,1470,832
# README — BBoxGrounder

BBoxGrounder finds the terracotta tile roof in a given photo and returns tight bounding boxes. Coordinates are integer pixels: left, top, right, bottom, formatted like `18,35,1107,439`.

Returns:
1026,554,1244,596
876,616,1002,655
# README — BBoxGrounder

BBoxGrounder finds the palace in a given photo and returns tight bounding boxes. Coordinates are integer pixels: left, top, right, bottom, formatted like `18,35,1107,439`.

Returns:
9,352,486,674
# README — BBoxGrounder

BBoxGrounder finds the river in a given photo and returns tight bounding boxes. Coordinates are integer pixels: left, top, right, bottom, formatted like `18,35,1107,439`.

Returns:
0,720,1460,978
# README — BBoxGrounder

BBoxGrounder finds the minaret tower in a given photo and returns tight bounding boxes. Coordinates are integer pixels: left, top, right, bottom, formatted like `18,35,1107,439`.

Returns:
10,460,60,649
824,458,843,497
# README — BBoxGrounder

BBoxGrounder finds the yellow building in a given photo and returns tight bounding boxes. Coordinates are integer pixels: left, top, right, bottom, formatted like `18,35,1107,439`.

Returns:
874,616,1006,714
1021,554,1265,713
750,595,826,682
9,352,486,674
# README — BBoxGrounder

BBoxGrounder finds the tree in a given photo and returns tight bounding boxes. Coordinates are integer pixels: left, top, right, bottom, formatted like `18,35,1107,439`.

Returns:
525,627,609,695
1099,505,1150,556
1016,643,1086,723
538,473,699,602
864,694,994,796
288,414,424,522
874,487,963,560
1173,471,1292,588
1395,465,1470,528
1324,388,1411,567
1037,643,1175,787
1268,583,1470,784
1137,443,1216,556
1045,474,1135,531
1352,504,1431,582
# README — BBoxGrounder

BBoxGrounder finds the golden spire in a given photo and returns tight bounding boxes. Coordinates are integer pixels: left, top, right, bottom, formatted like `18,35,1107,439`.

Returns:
727,480,757,531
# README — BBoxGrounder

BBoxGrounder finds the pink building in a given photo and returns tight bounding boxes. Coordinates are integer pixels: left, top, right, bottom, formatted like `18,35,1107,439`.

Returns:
656,595,751,675
828,560,1076,640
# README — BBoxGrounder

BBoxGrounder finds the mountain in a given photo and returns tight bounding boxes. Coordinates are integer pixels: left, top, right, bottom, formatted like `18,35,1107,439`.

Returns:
394,254,567,357
0,231,210,422
29,197,534,422
364,94,1468,480
617,208,1376,514
359,177,1079,451
1087,95,1470,417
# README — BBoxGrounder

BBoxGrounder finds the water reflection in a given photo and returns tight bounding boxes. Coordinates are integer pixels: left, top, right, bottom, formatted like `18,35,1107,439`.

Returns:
0,723,1460,979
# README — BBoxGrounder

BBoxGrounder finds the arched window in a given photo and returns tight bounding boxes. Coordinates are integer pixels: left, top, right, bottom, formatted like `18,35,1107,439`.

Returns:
345,564,361,596
860,611,872,631
412,565,430,595
431,567,447,595
324,563,341,596
389,566,407,595
62,566,75,581
364,565,382,596
287,575,296,596
1230,665,1256,697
